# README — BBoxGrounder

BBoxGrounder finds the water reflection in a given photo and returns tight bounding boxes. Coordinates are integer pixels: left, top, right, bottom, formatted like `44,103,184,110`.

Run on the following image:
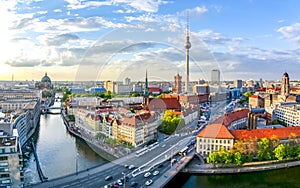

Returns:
24,107,107,185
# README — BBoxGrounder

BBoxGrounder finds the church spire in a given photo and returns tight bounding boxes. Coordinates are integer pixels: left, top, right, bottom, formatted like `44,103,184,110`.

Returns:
145,69,149,96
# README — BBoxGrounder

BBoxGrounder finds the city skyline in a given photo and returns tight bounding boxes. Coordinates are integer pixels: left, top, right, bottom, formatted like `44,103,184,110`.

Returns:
1,0,300,81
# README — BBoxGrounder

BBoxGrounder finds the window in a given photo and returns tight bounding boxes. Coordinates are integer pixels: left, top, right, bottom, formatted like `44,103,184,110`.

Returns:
0,156,8,161
220,140,222,144
216,140,218,143
0,174,9,178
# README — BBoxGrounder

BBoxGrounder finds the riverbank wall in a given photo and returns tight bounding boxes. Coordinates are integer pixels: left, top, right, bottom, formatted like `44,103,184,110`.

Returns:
183,157,300,174
60,110,118,162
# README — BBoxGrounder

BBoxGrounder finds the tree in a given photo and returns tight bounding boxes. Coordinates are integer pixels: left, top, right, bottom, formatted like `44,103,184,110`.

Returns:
158,110,181,135
274,144,285,160
233,152,244,165
62,87,71,102
257,138,272,161
207,152,219,164
270,135,280,151
295,145,300,158
285,144,294,159
245,139,258,156
231,139,246,154
243,91,252,102
104,90,112,100
288,133,298,148
224,152,233,164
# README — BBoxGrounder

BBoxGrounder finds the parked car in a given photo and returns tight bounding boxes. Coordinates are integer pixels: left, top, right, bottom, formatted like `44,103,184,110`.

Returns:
105,175,112,181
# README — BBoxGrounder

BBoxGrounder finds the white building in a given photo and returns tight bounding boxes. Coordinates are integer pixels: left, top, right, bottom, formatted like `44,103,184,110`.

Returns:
273,102,300,126
196,124,234,155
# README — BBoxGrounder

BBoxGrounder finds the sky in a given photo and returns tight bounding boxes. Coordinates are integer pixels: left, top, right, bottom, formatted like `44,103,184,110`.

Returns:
1,0,300,82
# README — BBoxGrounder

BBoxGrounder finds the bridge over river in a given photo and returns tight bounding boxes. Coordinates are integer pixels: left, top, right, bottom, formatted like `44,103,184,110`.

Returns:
29,134,195,188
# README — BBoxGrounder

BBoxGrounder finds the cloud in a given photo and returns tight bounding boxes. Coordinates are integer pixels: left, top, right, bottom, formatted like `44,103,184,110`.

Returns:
65,0,112,10
42,33,80,46
65,0,170,13
277,23,300,45
54,9,62,13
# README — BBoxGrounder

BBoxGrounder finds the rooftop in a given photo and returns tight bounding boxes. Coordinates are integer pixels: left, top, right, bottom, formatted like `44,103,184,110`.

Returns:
197,123,235,139
230,126,300,140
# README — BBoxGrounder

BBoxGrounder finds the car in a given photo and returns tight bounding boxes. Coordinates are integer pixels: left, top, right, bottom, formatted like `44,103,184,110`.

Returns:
152,170,159,176
145,179,153,186
171,158,177,164
105,175,113,181
130,181,138,187
161,144,166,148
113,182,119,188
117,179,123,186
144,172,151,178
128,165,135,170
124,164,129,168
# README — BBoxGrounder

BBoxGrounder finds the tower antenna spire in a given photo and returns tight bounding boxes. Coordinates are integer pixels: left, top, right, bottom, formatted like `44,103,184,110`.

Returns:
184,11,191,93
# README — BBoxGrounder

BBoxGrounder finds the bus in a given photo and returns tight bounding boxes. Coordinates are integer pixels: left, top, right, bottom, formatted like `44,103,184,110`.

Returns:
135,147,148,157
178,146,189,156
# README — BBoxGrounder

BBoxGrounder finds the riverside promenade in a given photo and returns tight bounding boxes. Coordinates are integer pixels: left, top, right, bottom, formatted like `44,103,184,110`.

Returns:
183,157,300,174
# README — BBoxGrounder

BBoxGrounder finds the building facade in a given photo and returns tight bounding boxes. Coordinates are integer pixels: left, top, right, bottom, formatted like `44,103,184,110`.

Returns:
211,69,220,85
0,136,24,187
273,103,300,126
196,124,235,155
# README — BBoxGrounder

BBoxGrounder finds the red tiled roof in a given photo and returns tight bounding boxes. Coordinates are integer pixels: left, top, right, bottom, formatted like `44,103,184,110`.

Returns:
197,124,234,139
122,111,155,127
148,87,162,93
257,88,266,92
250,95,262,99
148,98,181,111
231,126,300,140
211,109,249,127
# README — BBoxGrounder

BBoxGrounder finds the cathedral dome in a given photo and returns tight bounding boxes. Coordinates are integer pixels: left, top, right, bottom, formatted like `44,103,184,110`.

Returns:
41,72,51,83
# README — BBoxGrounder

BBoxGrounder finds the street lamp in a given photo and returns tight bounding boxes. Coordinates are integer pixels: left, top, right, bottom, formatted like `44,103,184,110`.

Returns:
122,172,126,188
75,153,78,175
170,145,173,168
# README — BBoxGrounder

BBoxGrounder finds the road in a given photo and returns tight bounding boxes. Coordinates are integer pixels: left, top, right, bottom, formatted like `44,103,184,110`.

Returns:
31,134,194,188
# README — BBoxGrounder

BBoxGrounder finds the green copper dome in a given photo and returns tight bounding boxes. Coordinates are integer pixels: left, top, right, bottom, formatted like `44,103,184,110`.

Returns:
41,72,51,83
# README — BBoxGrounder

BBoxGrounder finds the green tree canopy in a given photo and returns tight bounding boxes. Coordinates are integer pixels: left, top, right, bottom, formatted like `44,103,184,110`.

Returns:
243,91,252,102
158,110,181,135
257,138,272,161
274,144,285,160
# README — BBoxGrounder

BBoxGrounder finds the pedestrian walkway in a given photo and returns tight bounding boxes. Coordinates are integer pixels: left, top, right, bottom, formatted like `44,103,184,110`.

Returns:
184,158,300,174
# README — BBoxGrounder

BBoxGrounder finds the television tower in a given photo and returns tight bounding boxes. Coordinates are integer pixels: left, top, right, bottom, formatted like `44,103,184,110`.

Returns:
184,12,191,93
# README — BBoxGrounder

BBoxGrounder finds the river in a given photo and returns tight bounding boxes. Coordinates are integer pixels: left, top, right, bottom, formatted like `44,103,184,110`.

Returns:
24,102,300,187
24,103,108,186
165,166,300,188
